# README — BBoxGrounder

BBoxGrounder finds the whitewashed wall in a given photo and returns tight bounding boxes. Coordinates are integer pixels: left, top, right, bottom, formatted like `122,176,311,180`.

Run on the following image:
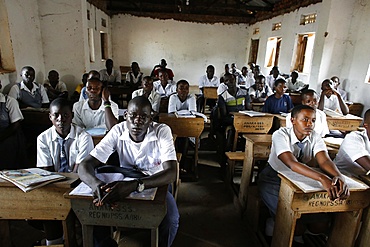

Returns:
111,14,249,85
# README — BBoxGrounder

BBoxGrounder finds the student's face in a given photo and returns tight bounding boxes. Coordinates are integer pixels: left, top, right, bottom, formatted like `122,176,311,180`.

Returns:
49,105,73,137
274,82,287,95
242,68,248,76
142,79,153,93
48,71,59,84
272,70,279,78
321,82,333,97
256,79,265,91
332,77,340,89
225,75,236,91
21,68,35,84
159,72,169,84
302,94,318,110
106,60,113,70
86,80,103,101
291,72,298,80
291,109,316,140
206,67,214,79
177,83,189,102
125,104,152,142
132,63,140,73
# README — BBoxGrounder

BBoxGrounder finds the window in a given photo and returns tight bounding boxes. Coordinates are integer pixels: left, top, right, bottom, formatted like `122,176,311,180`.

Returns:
88,28,95,62
300,13,317,25
265,37,282,68
100,32,108,60
291,33,315,73
87,9,90,20
248,39,259,64
101,18,106,28
253,28,260,35
272,22,281,31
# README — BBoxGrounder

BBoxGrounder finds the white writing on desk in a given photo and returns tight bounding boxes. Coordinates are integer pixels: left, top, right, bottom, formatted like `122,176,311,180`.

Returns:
242,121,267,131
87,203,142,221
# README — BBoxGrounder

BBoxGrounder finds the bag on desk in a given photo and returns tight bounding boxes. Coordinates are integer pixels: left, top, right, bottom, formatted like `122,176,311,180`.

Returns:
96,165,149,179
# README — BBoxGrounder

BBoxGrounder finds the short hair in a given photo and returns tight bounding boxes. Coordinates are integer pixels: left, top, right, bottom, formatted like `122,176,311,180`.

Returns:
291,105,315,118
87,77,103,85
301,89,317,99
176,79,189,88
128,96,152,111
88,70,100,79
272,66,279,71
256,75,266,83
322,79,333,86
158,69,168,75
364,109,370,123
291,70,299,76
274,78,286,87
142,76,153,82
206,65,215,71
50,98,72,112
21,66,35,73
331,76,339,81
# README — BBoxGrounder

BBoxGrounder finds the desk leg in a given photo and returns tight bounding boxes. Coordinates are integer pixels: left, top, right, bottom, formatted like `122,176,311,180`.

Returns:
0,220,11,247
232,131,239,152
357,206,370,247
63,211,77,247
82,225,94,247
327,210,362,247
150,228,159,247
239,139,253,211
194,138,199,179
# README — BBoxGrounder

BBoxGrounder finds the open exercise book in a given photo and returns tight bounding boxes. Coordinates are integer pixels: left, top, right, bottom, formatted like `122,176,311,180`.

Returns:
175,110,208,122
278,169,369,193
69,173,157,201
0,168,65,192
239,110,266,117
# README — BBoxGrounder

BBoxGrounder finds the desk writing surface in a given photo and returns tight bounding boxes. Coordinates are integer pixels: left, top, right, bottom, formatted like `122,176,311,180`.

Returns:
232,112,274,134
158,113,204,138
326,114,362,131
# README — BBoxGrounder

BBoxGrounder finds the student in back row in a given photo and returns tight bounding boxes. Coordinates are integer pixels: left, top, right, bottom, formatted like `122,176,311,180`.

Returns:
43,70,68,101
132,76,161,114
197,65,219,112
262,78,293,114
318,79,349,115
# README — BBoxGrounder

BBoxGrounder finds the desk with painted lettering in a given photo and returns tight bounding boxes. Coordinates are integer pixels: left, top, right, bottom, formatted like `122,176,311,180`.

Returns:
326,114,363,131
0,173,79,247
272,175,370,247
231,112,274,151
67,185,167,247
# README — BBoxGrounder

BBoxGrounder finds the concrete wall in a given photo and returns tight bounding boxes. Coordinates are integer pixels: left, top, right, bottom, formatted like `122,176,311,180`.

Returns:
111,14,249,84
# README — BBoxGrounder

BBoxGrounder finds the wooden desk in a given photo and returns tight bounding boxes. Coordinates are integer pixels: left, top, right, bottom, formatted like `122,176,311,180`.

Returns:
203,87,218,113
158,113,204,178
107,85,135,108
0,173,79,247
231,112,274,151
272,175,370,247
326,114,362,131
357,175,370,246
251,102,264,112
289,92,302,105
21,108,51,126
67,185,167,247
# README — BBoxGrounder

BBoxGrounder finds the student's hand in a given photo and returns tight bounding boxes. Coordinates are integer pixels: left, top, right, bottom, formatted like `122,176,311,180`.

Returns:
332,176,350,200
93,182,107,207
99,180,136,205
101,87,110,102
320,176,340,201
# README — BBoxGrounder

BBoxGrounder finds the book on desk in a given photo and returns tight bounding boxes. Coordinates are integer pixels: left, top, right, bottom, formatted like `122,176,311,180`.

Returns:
0,168,66,192
238,110,266,117
174,110,208,122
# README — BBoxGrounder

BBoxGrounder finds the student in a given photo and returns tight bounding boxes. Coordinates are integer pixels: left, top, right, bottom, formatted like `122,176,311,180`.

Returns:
286,89,329,137
43,70,68,101
334,109,370,177
249,75,273,103
258,105,349,243
72,78,119,131
125,61,143,90
151,59,175,80
168,79,196,113
78,70,101,102
318,79,349,115
237,66,249,88
9,66,49,108
0,79,27,169
36,98,94,246
286,70,308,93
78,96,179,247
153,69,177,98
196,65,219,112
331,76,348,101
132,76,161,113
265,66,285,90
71,73,88,102
99,59,121,86
219,63,230,84
262,79,293,114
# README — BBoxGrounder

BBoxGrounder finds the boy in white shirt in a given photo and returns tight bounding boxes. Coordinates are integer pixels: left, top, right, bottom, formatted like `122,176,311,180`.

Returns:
318,79,349,115
168,80,196,113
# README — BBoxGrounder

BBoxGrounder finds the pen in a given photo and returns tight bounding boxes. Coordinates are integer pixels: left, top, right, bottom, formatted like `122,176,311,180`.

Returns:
366,170,370,176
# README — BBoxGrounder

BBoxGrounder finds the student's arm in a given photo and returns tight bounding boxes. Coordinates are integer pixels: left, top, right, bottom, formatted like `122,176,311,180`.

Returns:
318,91,326,111
354,156,370,172
189,94,197,112
36,132,55,172
217,95,227,118
333,90,349,115
74,132,94,172
0,121,21,141
168,94,176,113
102,87,118,130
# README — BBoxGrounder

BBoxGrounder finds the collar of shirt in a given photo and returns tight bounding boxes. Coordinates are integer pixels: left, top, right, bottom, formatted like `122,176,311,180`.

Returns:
289,127,312,146
20,81,39,93
0,93,6,103
119,122,159,145
82,99,105,112
51,124,76,142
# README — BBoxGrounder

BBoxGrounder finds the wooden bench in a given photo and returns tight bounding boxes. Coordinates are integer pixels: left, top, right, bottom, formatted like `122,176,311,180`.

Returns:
225,151,245,188
202,87,218,113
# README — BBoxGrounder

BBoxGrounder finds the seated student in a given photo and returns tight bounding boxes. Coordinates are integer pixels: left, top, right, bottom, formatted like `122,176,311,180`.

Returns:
132,76,161,114
334,108,370,177
99,59,121,86
237,66,249,88
318,79,349,115
126,62,144,90
0,79,27,169
230,63,242,79
218,73,251,151
331,76,348,101
249,75,273,103
258,105,349,244
71,73,88,102
286,70,308,93
219,63,230,84
153,69,177,98
72,78,119,131
262,79,293,114
9,66,49,108
36,98,94,246
151,59,175,80
196,65,219,112
43,70,68,101
78,70,101,102
78,96,179,247
286,89,329,137
168,79,196,113
265,66,285,90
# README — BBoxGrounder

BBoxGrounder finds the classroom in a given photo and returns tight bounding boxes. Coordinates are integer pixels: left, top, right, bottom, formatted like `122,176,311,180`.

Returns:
1,0,370,246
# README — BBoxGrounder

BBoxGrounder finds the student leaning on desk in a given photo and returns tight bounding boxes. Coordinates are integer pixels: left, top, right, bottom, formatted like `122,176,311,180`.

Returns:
258,104,349,245
78,96,179,247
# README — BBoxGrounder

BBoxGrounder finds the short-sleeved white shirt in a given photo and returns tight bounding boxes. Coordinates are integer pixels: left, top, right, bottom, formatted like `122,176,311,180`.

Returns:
286,78,307,91
99,68,121,83
322,94,342,114
285,109,329,137
334,130,370,177
72,99,119,130
265,75,285,89
198,75,219,94
268,127,327,172
0,94,23,123
249,85,273,98
43,80,68,92
132,89,161,112
153,80,177,98
168,94,197,113
8,81,49,104
37,124,94,172
90,121,177,176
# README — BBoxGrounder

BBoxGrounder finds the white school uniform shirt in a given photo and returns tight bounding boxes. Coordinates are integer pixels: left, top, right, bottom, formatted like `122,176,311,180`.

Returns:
322,94,342,114
43,79,68,92
268,127,327,172
8,81,49,104
132,89,161,112
334,130,370,177
198,75,219,94
72,99,119,130
37,124,94,172
0,93,24,123
168,94,197,113
285,109,329,137
99,68,121,83
90,121,177,176
266,75,285,89
249,85,273,98
153,80,177,97
337,88,348,101
286,78,307,91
